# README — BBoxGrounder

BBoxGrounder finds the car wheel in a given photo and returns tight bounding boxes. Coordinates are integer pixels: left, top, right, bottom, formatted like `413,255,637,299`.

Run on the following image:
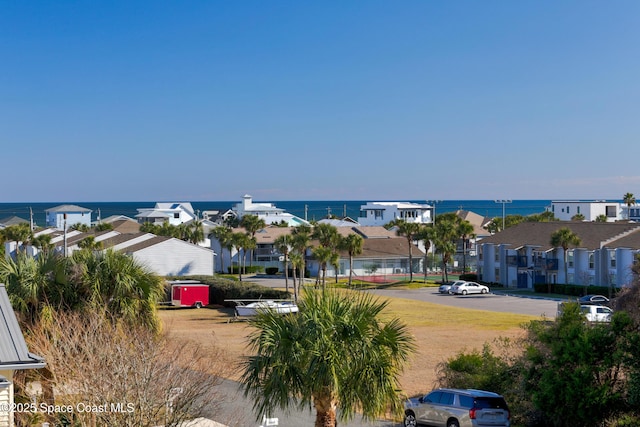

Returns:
195,302,203,309
481,289,488,294
461,290,467,295
403,412,417,427
446,419,460,427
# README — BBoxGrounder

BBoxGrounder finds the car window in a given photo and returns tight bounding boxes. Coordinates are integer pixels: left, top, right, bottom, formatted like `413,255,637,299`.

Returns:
474,397,509,410
458,395,474,408
425,391,441,403
438,392,454,405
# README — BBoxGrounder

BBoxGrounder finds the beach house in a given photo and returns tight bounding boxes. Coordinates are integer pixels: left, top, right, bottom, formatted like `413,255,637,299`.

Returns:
45,204,92,230
357,201,433,227
231,194,309,226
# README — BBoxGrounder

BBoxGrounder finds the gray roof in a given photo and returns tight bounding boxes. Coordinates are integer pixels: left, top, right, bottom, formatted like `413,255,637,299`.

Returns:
0,284,45,370
0,216,29,227
45,204,91,213
479,221,640,251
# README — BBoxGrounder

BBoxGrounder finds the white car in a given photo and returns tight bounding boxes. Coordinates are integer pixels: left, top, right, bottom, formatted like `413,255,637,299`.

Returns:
439,280,466,294
451,281,489,295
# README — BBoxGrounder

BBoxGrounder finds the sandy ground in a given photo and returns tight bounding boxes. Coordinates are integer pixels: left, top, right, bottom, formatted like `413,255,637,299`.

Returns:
158,304,524,398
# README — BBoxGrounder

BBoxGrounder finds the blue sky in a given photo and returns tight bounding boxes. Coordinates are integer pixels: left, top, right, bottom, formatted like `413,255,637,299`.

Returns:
2,1,639,202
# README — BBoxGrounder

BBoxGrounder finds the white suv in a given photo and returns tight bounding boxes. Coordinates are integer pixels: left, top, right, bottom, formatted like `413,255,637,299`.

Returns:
404,388,510,427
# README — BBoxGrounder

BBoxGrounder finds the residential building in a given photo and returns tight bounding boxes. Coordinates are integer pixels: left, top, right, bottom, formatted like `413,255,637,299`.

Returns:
0,284,45,426
135,202,197,226
231,194,309,226
358,201,433,227
211,225,424,278
45,204,92,230
478,222,640,289
548,200,622,222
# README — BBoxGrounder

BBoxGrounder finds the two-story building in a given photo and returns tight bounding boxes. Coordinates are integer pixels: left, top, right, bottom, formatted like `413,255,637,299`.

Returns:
135,202,197,226
478,222,640,289
548,200,623,222
45,204,92,230
357,201,433,227
231,194,309,226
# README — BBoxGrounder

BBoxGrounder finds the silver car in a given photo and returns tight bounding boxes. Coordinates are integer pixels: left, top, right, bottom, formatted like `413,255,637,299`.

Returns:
404,388,510,427
451,282,489,295
439,280,466,294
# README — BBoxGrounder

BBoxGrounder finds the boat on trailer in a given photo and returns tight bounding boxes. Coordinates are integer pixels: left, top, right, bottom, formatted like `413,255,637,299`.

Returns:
225,299,299,318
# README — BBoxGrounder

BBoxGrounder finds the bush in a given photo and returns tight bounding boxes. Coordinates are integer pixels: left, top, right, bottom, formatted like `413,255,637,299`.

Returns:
265,267,279,275
227,265,264,274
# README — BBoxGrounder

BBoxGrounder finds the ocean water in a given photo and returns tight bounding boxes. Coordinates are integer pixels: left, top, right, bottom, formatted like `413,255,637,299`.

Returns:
0,199,554,228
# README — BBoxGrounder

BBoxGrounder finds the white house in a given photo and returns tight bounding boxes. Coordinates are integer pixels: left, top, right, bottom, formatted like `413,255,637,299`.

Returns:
135,202,197,226
0,284,45,426
548,200,623,222
357,201,433,227
231,194,309,226
478,222,640,289
45,204,92,230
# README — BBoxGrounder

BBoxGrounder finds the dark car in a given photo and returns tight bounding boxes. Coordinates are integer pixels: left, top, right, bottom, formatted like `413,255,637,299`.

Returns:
578,294,610,306
404,388,510,427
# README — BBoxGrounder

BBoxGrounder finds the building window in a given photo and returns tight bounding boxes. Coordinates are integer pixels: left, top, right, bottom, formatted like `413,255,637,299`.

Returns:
567,250,574,268
567,206,570,214
174,213,180,219
589,253,595,269
495,251,500,262
610,251,616,268
577,206,580,214
610,274,617,285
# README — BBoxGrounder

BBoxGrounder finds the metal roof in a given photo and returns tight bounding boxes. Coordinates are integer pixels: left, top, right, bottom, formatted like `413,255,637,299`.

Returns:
0,284,45,370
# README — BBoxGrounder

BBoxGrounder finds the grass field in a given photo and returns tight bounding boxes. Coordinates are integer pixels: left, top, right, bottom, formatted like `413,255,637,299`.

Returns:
158,289,538,397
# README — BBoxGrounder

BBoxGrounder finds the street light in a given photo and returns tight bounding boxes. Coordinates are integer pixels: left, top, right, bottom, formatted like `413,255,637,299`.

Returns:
494,200,512,231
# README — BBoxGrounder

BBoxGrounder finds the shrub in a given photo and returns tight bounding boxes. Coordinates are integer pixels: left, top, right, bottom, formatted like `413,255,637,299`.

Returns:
459,273,478,282
265,267,279,275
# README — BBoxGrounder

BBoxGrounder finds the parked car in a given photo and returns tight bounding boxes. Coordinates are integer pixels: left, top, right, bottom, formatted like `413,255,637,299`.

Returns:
578,294,610,306
451,282,489,295
439,280,466,294
404,388,511,427
557,302,613,323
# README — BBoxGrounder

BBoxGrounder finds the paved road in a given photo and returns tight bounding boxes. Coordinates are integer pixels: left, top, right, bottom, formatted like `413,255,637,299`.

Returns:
212,276,559,426
247,275,560,319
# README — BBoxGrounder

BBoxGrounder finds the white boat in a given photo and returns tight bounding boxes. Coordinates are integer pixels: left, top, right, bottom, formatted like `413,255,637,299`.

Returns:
228,300,299,317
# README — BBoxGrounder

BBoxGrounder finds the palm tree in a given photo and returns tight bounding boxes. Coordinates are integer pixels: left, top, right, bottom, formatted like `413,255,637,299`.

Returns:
416,225,434,282
312,246,334,289
338,234,363,288
550,227,582,287
312,223,339,248
231,232,249,280
288,251,304,301
240,215,267,267
210,226,233,273
241,288,416,427
433,217,458,282
187,219,205,245
274,234,292,292
31,233,53,258
3,223,33,255
387,219,421,282
595,214,608,223
78,236,103,251
70,249,164,331
457,220,475,273
624,192,636,207
291,225,312,294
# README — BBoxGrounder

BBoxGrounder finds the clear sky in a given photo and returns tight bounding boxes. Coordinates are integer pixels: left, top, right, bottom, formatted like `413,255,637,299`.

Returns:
2,1,639,202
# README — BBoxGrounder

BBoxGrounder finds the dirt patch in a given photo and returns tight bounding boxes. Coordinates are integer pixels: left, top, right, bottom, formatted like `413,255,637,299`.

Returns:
158,304,525,397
